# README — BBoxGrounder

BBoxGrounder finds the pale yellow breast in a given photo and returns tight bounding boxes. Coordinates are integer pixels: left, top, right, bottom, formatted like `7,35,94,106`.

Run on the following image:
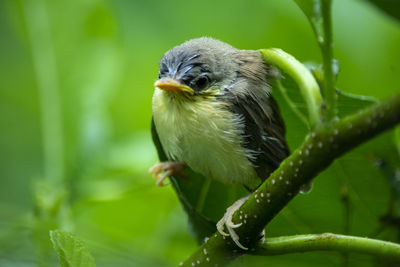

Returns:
152,88,258,186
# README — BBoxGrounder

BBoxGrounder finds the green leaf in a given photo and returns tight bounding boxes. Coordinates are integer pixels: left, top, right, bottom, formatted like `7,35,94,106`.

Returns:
170,173,248,241
307,62,377,117
336,90,378,117
49,230,96,267
367,0,400,21
275,75,309,128
293,0,315,17
395,126,400,156
294,0,324,42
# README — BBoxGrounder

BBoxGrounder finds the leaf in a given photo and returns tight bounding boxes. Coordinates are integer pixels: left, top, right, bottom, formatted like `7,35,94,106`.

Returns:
277,74,310,128
293,0,315,17
49,230,96,267
294,0,324,42
336,90,378,117
396,126,400,156
307,62,377,117
367,0,400,21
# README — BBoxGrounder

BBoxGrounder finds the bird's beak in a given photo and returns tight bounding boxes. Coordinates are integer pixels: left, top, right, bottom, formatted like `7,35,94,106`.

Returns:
154,78,194,95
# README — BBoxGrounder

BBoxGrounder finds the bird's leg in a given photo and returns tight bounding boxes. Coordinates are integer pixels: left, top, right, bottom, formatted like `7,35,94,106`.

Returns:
149,161,187,186
216,194,251,250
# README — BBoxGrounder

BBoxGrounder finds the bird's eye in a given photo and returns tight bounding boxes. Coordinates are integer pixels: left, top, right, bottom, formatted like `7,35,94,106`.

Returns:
194,76,209,90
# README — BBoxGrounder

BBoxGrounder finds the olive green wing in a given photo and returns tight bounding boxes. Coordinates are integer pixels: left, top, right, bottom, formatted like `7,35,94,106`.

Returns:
229,94,290,181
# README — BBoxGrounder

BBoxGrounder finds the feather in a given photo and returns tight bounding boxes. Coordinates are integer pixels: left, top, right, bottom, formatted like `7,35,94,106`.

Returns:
225,50,290,180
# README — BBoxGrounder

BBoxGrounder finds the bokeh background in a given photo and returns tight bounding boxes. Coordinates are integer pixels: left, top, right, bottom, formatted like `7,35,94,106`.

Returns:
1,0,399,266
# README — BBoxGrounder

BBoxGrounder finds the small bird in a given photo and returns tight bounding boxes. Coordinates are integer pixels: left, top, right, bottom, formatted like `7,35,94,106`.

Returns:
150,37,289,249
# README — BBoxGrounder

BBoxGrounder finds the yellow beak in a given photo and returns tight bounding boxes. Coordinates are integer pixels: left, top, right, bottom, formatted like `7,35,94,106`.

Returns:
154,78,194,95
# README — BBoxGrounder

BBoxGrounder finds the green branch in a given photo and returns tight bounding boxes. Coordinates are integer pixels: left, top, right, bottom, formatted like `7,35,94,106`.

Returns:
250,233,400,261
181,94,400,266
320,0,337,121
22,0,65,183
260,49,322,129
293,0,337,121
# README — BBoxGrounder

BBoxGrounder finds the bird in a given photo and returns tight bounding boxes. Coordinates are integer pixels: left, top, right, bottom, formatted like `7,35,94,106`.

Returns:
149,37,289,249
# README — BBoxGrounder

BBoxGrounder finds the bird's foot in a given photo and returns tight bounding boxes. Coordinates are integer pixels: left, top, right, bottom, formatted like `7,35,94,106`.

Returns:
149,161,187,186
216,194,250,250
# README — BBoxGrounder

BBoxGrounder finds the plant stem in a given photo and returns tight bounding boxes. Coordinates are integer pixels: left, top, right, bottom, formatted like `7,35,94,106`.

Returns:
321,0,337,121
22,0,64,183
339,164,350,266
181,94,400,266
22,2,66,265
250,233,400,261
260,49,322,129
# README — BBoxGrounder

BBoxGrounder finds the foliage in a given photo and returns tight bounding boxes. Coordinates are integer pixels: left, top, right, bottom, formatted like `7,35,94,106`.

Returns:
0,0,399,266
50,230,96,267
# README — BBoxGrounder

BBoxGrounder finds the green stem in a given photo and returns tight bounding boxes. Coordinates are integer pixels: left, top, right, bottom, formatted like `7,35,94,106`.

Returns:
338,163,350,266
260,49,322,129
22,0,64,183
22,1,66,265
250,233,400,261
320,0,337,121
181,94,400,266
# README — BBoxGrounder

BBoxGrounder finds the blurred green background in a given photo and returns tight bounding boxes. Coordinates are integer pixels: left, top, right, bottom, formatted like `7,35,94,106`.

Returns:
0,0,399,266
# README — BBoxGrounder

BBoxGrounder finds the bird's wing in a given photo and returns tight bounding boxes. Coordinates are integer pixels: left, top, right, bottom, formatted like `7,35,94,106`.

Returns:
151,118,168,162
229,94,290,181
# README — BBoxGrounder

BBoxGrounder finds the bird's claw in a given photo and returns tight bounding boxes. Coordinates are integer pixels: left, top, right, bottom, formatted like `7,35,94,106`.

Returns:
216,195,250,250
149,161,186,186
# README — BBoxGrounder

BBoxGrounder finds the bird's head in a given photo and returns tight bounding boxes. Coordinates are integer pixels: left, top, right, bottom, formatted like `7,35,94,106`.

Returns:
154,37,239,98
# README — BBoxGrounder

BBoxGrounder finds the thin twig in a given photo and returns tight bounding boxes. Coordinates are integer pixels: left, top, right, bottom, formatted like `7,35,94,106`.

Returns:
250,233,400,261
